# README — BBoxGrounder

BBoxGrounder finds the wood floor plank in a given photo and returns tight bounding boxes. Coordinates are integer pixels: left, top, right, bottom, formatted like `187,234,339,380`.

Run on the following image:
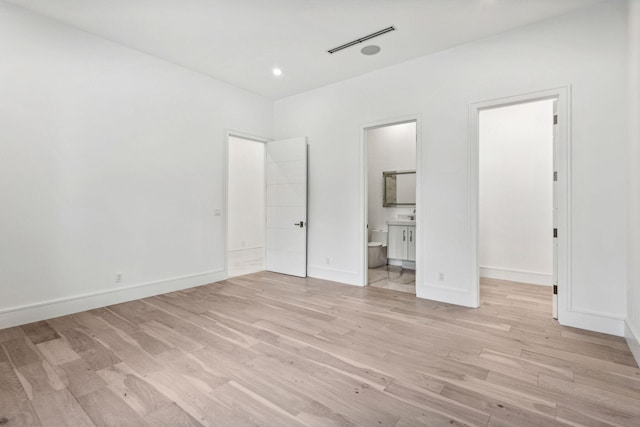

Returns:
538,373,640,417
0,275,637,426
143,403,203,427
96,363,173,417
143,368,254,427
31,388,95,427
55,328,122,371
211,381,307,427
84,327,163,375
146,295,254,346
76,387,148,427
138,320,205,353
521,348,640,378
2,337,43,368
36,338,81,366
383,380,489,426
295,399,359,427
554,404,618,427
250,337,392,389
54,358,108,398
485,370,637,427
440,382,566,427
0,351,42,426
12,360,67,399
90,308,172,356
152,349,229,391
0,327,26,344
224,358,315,416
20,321,61,345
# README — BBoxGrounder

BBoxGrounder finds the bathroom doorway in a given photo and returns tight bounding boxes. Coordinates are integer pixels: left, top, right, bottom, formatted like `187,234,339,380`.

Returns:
227,134,267,277
363,119,418,294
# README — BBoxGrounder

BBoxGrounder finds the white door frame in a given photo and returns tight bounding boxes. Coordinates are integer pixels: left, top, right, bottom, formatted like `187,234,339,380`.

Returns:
469,86,570,319
224,130,271,278
360,114,422,287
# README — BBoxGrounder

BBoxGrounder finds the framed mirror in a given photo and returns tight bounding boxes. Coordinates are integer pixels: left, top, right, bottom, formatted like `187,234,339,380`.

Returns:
383,170,416,207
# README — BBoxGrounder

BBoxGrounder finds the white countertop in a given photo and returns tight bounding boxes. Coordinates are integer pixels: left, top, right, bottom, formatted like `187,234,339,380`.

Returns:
387,219,416,226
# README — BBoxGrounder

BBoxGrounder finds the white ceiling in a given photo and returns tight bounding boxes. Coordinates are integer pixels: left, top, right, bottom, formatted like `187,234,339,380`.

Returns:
7,0,606,99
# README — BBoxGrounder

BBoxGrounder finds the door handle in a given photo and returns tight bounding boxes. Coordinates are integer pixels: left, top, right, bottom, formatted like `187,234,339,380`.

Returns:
403,230,406,241
410,230,412,242
294,221,304,228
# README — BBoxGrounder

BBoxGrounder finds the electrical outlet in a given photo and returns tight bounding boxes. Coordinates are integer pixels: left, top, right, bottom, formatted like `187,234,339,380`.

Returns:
438,272,444,281
115,273,123,283
325,257,331,265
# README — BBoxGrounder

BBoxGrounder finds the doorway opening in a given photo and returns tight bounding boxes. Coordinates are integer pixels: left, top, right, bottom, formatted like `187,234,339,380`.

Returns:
225,133,309,279
363,120,418,294
478,98,559,317
227,134,266,278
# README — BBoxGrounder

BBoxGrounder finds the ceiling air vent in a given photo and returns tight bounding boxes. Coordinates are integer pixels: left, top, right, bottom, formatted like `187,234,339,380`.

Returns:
327,26,396,54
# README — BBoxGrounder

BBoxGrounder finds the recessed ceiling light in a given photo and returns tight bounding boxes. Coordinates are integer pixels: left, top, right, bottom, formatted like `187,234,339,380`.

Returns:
272,68,283,76
361,45,381,56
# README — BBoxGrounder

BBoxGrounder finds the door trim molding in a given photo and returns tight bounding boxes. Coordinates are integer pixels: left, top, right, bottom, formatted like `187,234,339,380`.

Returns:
469,86,571,319
625,320,640,366
359,114,422,288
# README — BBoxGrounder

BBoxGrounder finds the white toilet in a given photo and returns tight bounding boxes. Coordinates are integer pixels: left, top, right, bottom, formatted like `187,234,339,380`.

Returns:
368,230,388,269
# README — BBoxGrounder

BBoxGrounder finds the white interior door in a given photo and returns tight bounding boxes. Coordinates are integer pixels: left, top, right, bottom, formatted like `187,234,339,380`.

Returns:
265,137,308,277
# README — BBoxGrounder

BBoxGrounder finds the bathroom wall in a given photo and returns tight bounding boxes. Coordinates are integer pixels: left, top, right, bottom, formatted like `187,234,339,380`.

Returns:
367,122,417,237
228,137,265,251
479,100,554,286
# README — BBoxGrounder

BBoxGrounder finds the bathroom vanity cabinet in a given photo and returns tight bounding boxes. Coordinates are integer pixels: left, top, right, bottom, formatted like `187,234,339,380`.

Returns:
387,223,416,262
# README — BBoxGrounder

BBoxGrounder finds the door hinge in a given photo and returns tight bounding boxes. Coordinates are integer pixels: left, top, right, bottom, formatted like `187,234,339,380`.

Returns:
553,171,557,182
553,114,558,125
553,285,558,295
553,228,558,238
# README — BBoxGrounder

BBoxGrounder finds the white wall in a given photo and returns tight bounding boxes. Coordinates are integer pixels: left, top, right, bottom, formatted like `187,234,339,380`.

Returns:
479,100,553,286
274,0,628,335
228,137,265,251
0,2,272,328
626,0,640,363
367,122,416,234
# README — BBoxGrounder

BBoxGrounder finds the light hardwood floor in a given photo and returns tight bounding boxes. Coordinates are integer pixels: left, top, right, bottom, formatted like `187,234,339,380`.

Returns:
0,273,638,426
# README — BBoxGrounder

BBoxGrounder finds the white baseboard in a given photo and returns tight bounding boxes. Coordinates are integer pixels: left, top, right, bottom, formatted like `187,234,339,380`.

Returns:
387,259,416,269
480,266,552,286
0,270,227,329
228,246,264,252
625,320,640,367
307,265,361,286
559,309,625,336
417,283,478,308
